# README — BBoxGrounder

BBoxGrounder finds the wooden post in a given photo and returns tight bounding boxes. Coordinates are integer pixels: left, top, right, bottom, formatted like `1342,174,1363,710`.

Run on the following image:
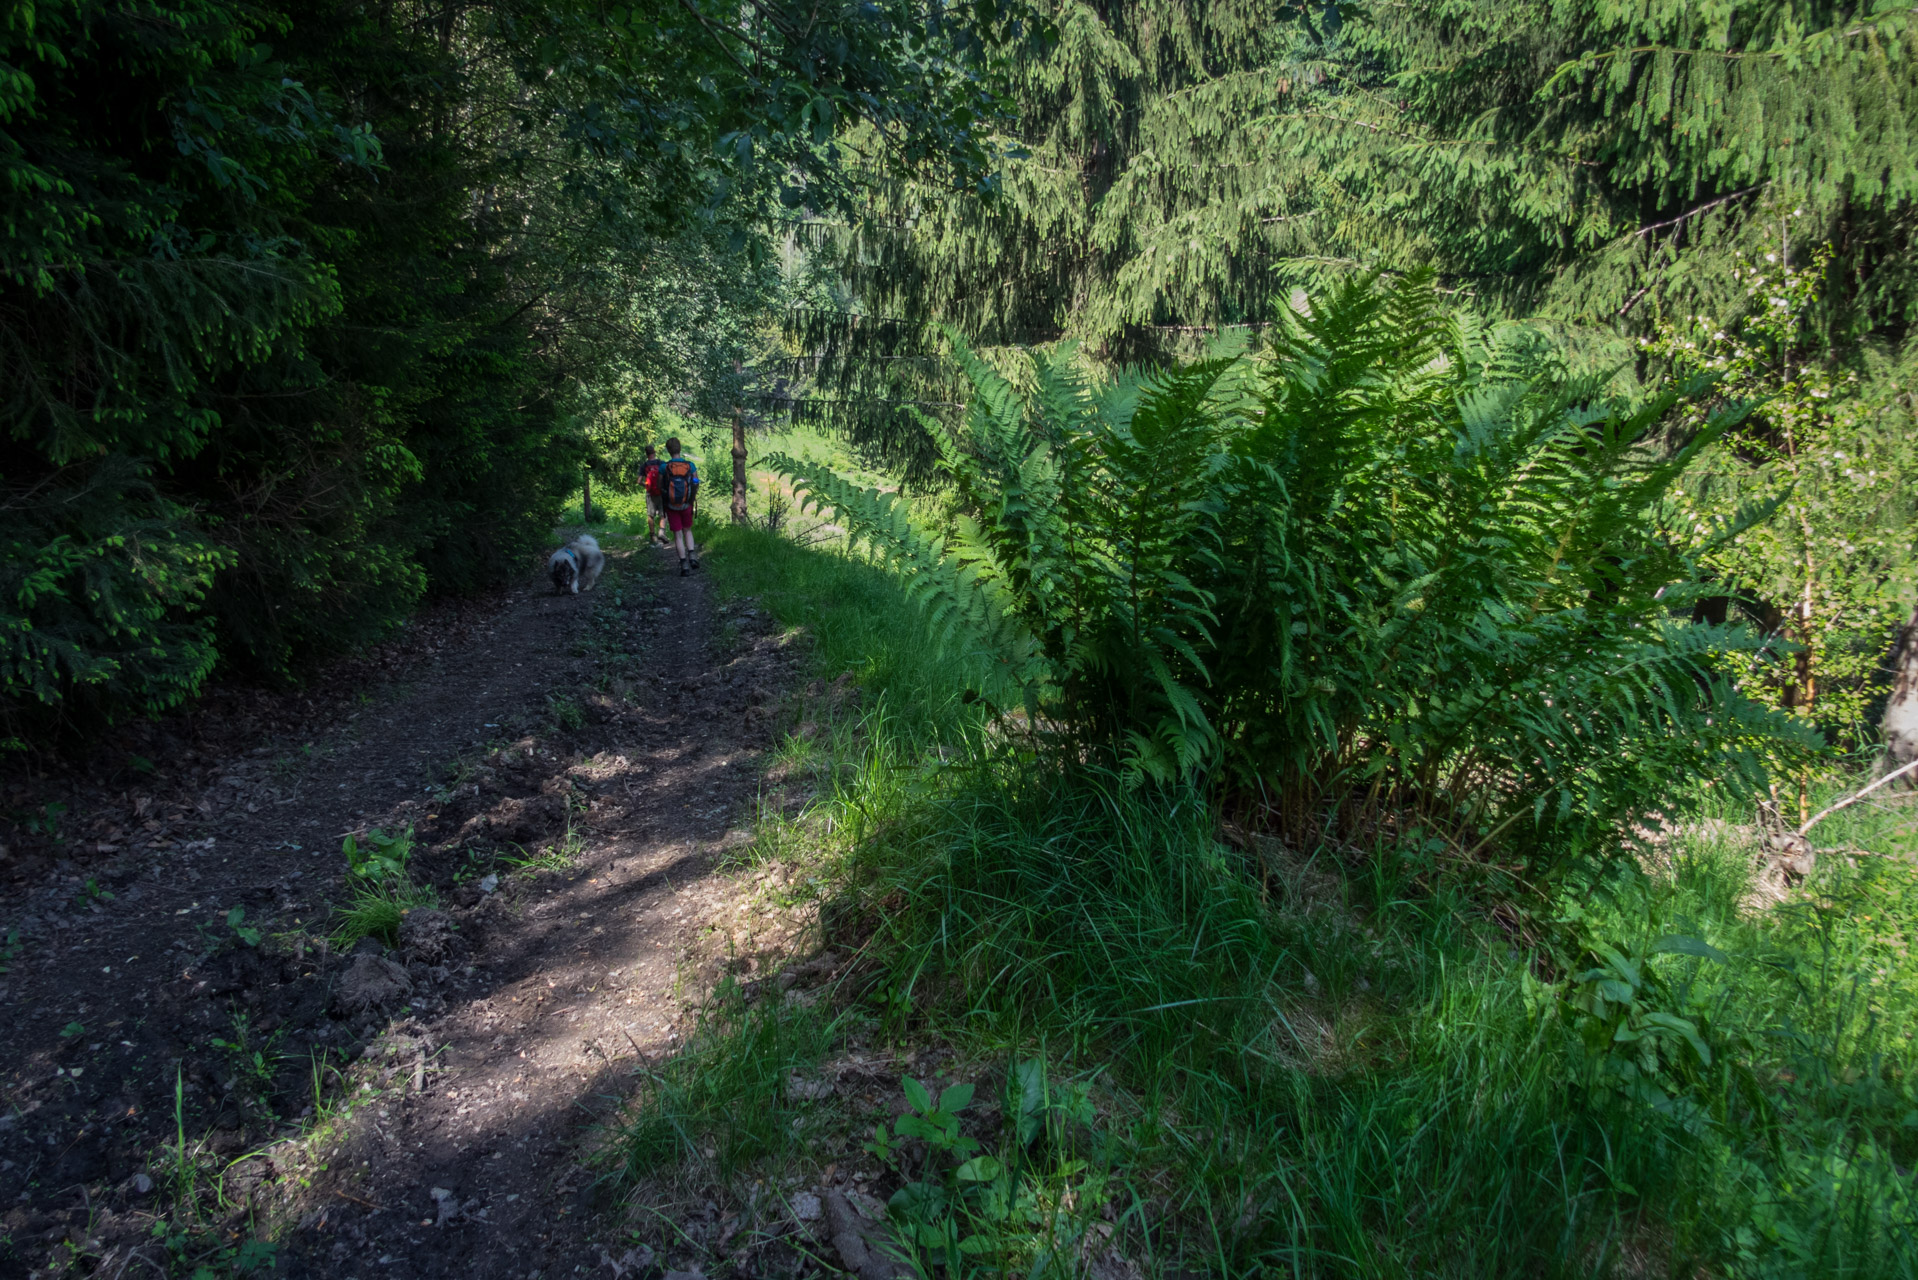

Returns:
1882,603,1918,775
731,357,749,525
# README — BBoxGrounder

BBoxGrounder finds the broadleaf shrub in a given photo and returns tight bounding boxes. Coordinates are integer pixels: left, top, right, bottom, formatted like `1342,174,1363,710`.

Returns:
773,274,1818,872
1,457,233,750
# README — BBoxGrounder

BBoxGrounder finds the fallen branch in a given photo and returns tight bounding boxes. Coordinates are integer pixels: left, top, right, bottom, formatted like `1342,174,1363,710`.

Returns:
1798,757,1918,836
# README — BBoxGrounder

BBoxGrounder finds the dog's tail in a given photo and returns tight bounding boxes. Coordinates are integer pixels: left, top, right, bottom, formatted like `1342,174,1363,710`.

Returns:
573,533,600,553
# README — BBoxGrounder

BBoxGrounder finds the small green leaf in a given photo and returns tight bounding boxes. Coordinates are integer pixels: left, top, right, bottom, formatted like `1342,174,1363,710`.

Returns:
901,1076,933,1114
1647,934,1728,964
1594,944,1641,988
234,1238,277,1273
60,1021,84,1038
1643,1011,1712,1065
889,1179,945,1217
894,1115,939,1141
937,1081,974,1113
954,1155,1002,1182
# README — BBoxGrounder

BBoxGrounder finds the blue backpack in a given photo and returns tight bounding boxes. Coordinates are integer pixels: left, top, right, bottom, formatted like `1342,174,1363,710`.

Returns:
662,458,696,510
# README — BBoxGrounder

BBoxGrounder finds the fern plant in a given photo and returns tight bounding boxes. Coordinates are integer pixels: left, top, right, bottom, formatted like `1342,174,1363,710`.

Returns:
774,275,1817,871
1209,276,1818,866
772,337,1240,779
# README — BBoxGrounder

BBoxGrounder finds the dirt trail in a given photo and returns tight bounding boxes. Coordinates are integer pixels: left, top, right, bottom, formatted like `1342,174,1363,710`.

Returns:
0,539,813,1279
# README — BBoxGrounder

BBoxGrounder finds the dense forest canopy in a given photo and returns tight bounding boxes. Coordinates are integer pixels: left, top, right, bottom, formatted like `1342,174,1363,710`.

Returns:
4,0,1915,758
0,0,1027,747
804,0,1918,351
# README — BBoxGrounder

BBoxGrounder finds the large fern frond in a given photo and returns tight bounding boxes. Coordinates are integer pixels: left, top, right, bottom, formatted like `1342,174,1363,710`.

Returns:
768,453,1049,702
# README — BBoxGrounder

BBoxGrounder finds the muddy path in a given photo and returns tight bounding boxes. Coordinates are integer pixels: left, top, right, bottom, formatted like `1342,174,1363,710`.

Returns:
0,539,818,1279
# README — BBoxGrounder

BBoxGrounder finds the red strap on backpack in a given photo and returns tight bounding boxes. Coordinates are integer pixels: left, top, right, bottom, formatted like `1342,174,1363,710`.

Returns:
662,459,695,510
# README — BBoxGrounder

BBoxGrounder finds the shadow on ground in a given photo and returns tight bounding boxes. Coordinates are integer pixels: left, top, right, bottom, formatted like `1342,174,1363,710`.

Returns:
0,541,819,1280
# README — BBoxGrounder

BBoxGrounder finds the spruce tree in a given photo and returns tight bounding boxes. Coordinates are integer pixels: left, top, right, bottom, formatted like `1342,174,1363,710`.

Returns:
783,0,1307,470
792,1,1918,461
1271,0,1918,339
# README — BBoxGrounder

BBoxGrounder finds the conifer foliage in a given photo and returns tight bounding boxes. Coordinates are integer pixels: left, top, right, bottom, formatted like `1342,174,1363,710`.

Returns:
2,0,360,745
776,277,1816,869
808,0,1918,349
783,0,1300,469
0,0,1022,749
787,0,1918,752
1276,0,1918,335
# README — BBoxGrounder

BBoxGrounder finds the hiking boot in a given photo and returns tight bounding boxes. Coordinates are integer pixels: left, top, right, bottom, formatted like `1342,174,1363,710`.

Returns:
689,557,701,570
679,561,688,577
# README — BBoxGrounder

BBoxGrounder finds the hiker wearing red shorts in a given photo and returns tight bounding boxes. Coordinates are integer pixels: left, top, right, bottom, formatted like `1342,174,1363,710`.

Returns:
659,436,700,575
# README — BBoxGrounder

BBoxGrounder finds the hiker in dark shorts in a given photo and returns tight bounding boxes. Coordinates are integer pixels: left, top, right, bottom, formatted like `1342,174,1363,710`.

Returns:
640,444,665,546
659,436,700,576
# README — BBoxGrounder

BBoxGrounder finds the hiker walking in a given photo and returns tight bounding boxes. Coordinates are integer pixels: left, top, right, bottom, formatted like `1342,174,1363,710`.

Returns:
640,444,665,546
659,436,700,575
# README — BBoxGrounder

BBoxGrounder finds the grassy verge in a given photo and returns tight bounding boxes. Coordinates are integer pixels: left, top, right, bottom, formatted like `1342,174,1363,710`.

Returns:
693,517,990,751
610,460,1918,1278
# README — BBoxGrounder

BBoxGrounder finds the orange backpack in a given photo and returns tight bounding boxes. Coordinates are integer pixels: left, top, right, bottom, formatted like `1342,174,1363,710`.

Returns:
661,458,696,510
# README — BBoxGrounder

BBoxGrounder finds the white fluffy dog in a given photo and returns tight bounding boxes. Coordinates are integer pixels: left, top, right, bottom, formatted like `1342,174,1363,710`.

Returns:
548,534,605,595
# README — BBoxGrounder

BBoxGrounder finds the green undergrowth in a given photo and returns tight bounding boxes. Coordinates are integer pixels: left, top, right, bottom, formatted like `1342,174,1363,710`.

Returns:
614,518,1918,1278
697,518,995,753
621,982,853,1178
558,489,650,541
331,826,437,949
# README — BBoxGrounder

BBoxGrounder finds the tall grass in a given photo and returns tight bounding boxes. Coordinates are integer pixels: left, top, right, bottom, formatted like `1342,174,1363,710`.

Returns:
837,765,1704,1275
819,731,1918,1275
698,518,993,753
615,433,1918,1277
619,982,850,1179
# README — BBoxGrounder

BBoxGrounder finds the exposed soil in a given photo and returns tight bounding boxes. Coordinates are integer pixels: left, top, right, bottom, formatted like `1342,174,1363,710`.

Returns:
0,539,823,1279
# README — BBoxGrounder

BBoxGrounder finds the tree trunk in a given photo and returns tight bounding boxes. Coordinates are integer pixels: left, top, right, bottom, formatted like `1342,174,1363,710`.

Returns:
1793,552,1816,824
582,467,592,524
1882,603,1918,775
731,357,749,525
